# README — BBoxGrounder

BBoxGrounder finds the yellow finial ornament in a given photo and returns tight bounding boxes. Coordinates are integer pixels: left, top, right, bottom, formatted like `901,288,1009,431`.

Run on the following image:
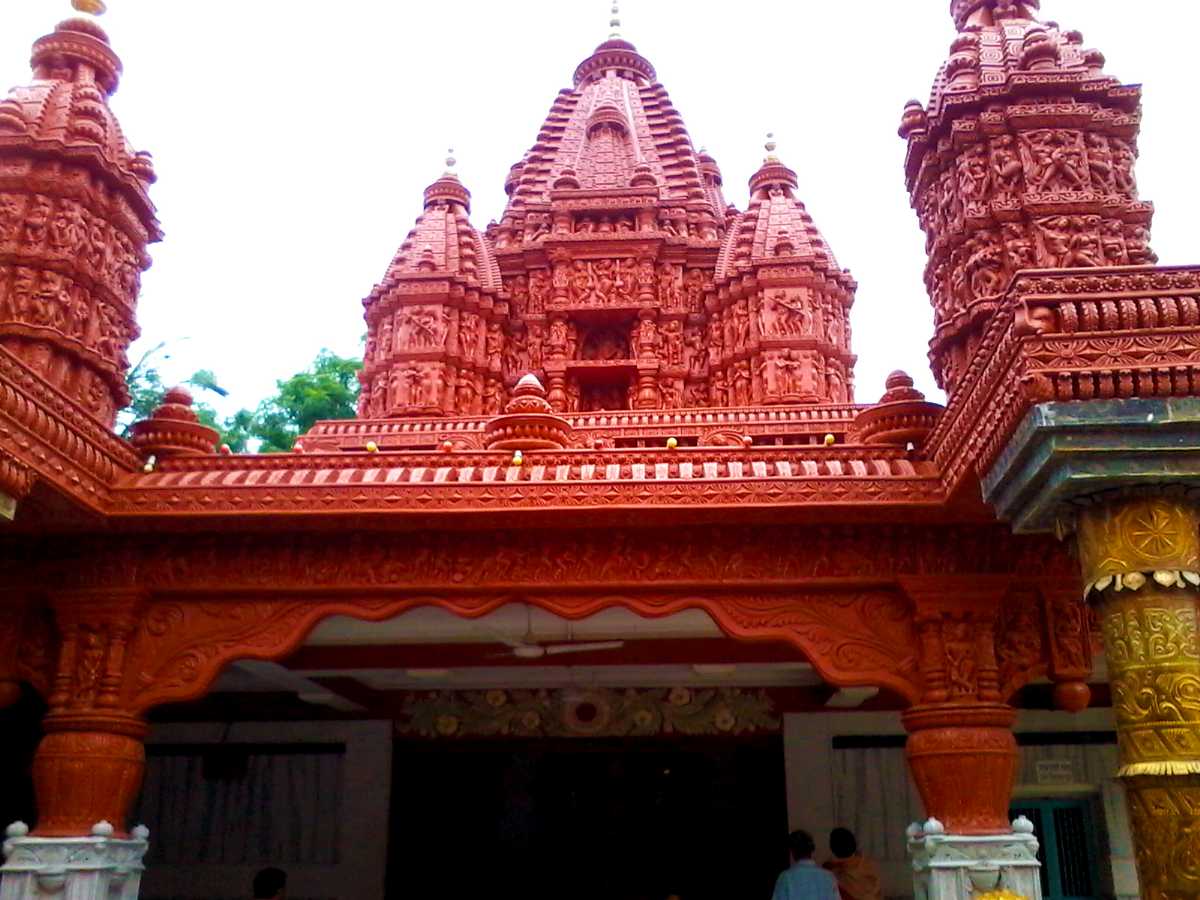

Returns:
765,132,779,162
72,0,107,14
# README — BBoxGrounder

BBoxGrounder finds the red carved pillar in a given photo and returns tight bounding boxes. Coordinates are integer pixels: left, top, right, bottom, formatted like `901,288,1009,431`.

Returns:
903,703,1018,835
31,590,147,837
900,578,1017,834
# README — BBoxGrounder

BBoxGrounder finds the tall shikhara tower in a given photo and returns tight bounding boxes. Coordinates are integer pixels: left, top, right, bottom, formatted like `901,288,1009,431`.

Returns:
358,19,856,420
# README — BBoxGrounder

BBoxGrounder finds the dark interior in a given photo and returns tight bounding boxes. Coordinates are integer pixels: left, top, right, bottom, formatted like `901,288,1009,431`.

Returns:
388,736,789,900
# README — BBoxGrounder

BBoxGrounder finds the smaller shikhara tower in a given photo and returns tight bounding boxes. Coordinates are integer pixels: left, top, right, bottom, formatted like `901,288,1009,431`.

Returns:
358,20,856,420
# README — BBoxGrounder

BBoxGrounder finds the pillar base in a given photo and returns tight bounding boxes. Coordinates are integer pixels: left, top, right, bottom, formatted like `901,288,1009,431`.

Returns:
908,817,1043,900
0,822,148,900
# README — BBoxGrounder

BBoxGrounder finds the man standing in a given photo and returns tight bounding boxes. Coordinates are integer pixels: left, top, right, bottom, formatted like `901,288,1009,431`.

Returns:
772,830,840,900
824,828,883,900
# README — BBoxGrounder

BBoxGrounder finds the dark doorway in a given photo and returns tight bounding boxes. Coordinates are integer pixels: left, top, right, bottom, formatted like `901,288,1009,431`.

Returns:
0,686,44,829
388,736,787,900
1011,798,1103,900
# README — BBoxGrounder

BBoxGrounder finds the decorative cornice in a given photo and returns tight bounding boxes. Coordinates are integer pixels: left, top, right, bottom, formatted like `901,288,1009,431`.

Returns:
0,345,138,512
926,265,1200,498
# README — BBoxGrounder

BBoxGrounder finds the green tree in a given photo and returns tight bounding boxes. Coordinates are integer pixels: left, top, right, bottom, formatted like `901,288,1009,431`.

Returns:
251,350,362,452
121,344,231,442
121,347,361,453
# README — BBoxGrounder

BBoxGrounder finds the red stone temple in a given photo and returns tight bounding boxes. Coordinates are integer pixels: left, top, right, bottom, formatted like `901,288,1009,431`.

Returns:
2,1,1199,899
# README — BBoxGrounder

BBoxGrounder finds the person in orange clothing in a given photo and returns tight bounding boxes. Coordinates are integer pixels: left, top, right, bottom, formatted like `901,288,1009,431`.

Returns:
824,828,882,900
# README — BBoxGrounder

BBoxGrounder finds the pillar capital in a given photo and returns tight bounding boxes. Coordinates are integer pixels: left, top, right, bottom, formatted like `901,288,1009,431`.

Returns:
1076,493,1200,596
899,577,1009,706
44,588,147,716
982,398,1200,535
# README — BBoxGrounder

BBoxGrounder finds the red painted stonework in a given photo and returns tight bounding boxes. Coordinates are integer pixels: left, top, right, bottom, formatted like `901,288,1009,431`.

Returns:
0,1,1179,843
0,18,160,428
902,0,1154,395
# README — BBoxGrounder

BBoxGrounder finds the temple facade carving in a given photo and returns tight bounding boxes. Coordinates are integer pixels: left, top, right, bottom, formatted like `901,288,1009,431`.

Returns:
0,17,159,428
2,1,1200,899
900,0,1155,394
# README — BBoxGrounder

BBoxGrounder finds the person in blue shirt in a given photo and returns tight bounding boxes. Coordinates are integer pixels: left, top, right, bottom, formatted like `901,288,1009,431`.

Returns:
772,830,840,900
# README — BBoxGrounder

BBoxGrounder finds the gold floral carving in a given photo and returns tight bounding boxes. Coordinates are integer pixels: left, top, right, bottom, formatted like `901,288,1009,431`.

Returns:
397,687,778,739
1123,774,1200,899
1102,588,1200,777
1078,497,1200,596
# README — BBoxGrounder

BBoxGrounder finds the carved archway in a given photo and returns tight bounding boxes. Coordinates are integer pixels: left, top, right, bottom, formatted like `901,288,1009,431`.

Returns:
120,588,923,715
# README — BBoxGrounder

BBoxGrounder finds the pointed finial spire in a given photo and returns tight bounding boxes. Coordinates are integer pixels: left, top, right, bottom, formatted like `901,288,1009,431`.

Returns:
609,1,622,38
444,147,457,175
71,0,108,14
764,132,779,162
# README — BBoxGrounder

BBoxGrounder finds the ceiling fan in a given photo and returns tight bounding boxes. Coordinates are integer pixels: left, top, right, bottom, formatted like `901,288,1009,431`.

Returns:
481,606,626,660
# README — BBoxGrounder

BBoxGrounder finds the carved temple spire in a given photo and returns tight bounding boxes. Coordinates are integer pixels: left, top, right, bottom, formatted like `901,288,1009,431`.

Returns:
356,18,866,419
0,13,160,427
359,156,503,419
711,138,857,405
903,0,1153,394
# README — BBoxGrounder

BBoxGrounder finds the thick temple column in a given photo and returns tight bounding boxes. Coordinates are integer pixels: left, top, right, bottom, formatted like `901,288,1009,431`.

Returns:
984,398,1200,897
1075,495,1200,897
2,590,151,900
899,580,1042,899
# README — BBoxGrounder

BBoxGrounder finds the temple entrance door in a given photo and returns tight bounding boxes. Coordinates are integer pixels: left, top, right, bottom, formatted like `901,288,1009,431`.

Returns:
1010,799,1102,900
387,736,787,900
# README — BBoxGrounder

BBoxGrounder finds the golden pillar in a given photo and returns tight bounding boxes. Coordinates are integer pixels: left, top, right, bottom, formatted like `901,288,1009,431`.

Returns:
1077,495,1200,897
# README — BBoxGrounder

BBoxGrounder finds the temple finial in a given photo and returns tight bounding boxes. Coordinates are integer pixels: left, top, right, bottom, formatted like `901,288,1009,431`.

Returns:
71,0,107,14
764,132,779,162
609,1,621,38
444,147,457,175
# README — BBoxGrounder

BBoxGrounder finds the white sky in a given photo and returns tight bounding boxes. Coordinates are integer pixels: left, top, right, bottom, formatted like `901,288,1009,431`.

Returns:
3,1,1197,418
